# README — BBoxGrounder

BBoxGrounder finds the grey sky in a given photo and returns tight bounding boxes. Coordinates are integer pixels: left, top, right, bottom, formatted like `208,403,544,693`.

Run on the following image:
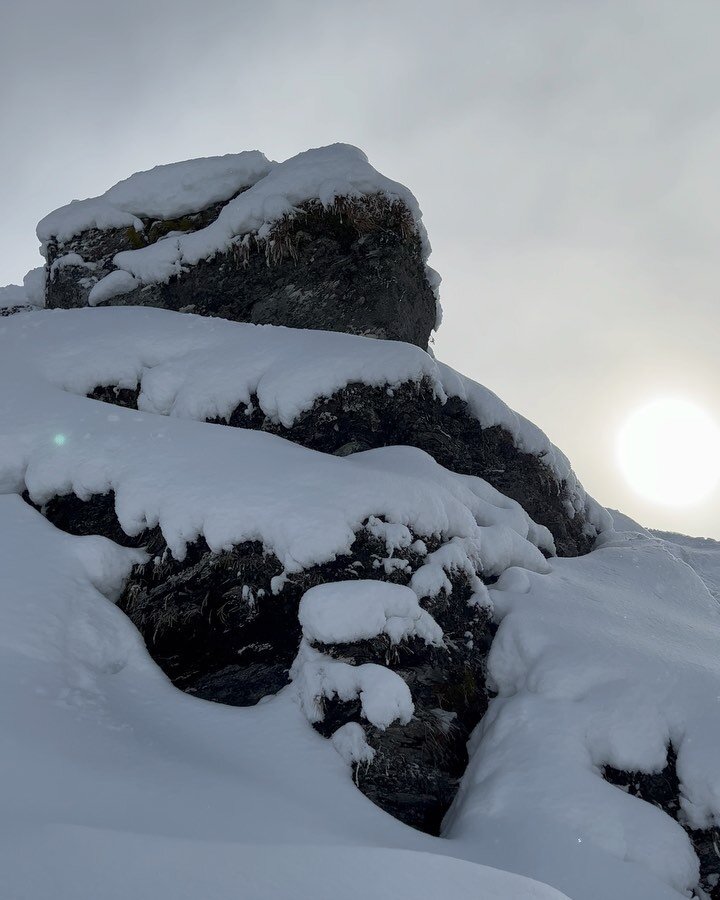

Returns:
2,0,719,537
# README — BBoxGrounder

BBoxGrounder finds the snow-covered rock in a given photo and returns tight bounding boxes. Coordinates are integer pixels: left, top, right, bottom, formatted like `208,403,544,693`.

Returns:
0,266,45,314
39,145,440,348
0,305,603,553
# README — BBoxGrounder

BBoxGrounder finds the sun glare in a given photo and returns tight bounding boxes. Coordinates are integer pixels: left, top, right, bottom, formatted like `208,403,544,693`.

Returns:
617,398,720,507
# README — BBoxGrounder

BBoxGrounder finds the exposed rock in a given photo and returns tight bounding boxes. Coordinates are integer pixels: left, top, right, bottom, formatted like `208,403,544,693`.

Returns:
604,749,720,899
46,194,437,349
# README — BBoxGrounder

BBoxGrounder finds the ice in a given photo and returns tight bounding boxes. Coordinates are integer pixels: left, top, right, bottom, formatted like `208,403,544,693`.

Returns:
299,580,443,646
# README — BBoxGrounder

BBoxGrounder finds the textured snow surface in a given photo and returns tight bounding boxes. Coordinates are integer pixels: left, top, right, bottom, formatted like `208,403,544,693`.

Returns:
0,496,568,900
36,151,275,243
0,305,603,538
299,580,443,646
445,524,720,900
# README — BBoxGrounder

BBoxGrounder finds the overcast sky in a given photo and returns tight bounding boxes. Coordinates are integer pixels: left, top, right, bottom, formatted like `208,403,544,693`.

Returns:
2,0,719,537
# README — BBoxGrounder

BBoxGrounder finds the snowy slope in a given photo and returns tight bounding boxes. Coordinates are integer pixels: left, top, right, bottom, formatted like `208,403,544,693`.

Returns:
446,525,720,900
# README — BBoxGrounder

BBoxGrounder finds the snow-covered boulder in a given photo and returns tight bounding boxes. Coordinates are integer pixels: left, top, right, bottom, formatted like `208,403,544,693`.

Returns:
0,267,45,316
39,145,440,349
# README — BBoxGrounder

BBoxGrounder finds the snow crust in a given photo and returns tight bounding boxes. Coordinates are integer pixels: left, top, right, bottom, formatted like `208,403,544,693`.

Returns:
446,523,720,900
0,305,599,538
0,495,568,900
299,580,443,646
36,152,275,244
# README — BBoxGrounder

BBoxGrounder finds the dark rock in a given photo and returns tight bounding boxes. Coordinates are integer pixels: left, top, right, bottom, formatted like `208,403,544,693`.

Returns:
46,194,438,350
604,748,720,899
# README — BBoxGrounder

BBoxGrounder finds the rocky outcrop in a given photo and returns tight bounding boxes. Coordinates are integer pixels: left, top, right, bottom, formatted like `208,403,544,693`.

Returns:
20,145,600,841
41,146,439,349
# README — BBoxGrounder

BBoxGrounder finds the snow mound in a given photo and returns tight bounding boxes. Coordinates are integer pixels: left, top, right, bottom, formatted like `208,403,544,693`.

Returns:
36,151,275,244
299,580,443,646
445,524,720,900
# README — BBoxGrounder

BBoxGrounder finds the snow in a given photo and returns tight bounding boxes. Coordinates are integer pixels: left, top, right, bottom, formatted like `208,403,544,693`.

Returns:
292,639,415,730
0,305,599,538
299,580,443,646
88,269,139,305
331,722,376,765
0,266,45,309
0,494,567,900
36,151,275,244
445,522,720,900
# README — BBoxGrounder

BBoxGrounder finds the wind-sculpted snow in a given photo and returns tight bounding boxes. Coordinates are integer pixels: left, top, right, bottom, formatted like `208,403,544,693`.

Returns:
0,305,605,537
0,496,571,900
445,526,720,900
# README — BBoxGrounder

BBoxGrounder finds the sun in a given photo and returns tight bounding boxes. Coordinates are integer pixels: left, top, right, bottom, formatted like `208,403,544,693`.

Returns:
617,398,720,507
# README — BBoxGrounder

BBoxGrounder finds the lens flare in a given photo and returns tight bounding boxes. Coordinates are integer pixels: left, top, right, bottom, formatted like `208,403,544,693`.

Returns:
53,433,67,447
